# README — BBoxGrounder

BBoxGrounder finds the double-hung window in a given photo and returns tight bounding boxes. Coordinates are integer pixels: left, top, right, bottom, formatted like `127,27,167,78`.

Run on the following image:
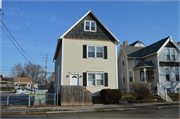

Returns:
166,48,176,61
175,68,179,81
87,73,104,86
84,20,96,32
165,68,170,81
171,49,175,61
88,46,103,58
88,73,95,86
88,46,95,58
166,49,170,60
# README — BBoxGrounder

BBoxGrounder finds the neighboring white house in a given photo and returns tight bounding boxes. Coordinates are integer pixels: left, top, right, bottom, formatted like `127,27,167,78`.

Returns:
53,10,120,97
117,36,180,93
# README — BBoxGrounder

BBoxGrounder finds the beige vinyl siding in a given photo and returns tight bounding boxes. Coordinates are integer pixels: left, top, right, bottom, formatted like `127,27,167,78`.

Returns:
54,42,62,94
63,38,116,96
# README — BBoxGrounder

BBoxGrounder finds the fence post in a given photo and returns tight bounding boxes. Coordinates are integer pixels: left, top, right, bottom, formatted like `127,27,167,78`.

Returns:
7,96,9,106
157,83,159,95
28,93,30,107
165,89,167,101
54,93,56,105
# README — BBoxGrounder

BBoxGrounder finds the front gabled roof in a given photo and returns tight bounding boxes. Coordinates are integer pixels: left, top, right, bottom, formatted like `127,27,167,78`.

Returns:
59,10,120,44
134,61,155,69
129,40,146,47
53,10,120,60
118,36,180,59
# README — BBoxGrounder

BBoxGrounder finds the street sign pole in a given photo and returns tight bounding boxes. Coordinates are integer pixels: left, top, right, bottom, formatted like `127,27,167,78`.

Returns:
56,65,59,110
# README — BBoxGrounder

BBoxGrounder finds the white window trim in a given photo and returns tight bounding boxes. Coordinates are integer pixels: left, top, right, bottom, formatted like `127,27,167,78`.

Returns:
122,71,125,84
87,45,104,59
129,70,134,82
87,72,104,86
164,67,171,81
84,20,96,32
165,48,176,61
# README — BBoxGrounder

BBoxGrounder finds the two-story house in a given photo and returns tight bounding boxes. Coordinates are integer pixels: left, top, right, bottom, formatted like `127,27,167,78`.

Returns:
53,10,120,98
118,36,180,93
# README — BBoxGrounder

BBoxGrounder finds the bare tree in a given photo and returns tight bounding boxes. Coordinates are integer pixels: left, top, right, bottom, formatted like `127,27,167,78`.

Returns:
11,62,45,83
10,63,23,78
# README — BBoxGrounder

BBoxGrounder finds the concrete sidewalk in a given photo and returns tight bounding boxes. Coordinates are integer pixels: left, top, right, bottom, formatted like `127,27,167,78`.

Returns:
1,101,179,115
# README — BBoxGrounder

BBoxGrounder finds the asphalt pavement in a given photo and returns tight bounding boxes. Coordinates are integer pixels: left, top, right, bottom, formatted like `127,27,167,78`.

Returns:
1,108,179,118
1,93,28,106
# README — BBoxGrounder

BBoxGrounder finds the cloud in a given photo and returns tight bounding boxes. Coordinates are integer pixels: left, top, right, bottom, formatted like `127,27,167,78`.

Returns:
48,15,56,22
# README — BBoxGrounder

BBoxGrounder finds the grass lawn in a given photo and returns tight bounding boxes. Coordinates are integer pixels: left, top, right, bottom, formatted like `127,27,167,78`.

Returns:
122,93,135,99
168,93,179,101
122,94,166,103
147,95,166,103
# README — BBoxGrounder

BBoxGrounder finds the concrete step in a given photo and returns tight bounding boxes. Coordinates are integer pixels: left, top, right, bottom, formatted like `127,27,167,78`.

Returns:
158,94,173,102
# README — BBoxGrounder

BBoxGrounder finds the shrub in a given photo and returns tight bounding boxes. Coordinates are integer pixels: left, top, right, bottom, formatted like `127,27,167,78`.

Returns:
100,89,122,104
129,82,154,100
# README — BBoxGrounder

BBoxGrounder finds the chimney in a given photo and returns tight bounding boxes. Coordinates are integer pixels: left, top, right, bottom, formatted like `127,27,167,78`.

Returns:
177,42,180,46
123,40,128,45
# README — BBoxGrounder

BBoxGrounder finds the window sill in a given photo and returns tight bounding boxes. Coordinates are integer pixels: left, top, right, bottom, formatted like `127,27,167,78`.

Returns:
87,85,104,87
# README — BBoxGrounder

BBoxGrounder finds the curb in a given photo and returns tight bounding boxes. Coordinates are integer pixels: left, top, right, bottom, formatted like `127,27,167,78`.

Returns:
1,105,179,116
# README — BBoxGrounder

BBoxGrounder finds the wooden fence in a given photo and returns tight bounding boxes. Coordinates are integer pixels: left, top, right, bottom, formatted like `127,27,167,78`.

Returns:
61,85,92,106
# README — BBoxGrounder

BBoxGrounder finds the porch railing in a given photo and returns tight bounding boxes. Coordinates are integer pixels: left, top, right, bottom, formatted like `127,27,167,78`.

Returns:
157,83,167,101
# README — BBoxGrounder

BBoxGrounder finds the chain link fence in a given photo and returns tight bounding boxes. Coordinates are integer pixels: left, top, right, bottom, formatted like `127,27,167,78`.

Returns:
28,93,56,107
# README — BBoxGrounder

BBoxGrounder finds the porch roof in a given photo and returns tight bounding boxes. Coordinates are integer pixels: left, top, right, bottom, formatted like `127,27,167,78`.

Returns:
134,61,155,69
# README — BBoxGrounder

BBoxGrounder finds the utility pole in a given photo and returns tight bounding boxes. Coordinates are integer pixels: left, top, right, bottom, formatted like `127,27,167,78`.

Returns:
18,67,20,87
45,54,48,85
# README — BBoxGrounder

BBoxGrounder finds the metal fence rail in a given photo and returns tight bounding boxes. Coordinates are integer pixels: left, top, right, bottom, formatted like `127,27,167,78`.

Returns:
28,93,56,107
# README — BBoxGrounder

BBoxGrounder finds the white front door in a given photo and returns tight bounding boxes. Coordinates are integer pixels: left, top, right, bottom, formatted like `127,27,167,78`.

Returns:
70,74,79,85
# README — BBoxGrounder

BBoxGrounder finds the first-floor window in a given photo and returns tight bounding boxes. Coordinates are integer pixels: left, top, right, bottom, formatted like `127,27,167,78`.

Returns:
166,88,170,93
165,68,170,81
88,73,104,86
129,71,133,82
175,68,179,81
177,88,179,93
122,72,125,83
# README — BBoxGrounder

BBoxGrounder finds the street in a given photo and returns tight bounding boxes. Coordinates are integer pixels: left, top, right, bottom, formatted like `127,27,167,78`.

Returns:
1,93,28,106
1,108,179,118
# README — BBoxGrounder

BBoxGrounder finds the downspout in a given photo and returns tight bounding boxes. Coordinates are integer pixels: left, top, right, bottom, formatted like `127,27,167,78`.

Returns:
115,41,119,89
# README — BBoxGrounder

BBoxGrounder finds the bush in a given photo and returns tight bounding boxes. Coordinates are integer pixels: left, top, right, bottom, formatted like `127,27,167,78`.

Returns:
100,89,122,104
129,82,154,100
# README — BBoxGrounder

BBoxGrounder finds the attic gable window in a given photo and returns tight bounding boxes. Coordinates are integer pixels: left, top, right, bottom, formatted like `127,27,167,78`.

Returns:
84,20,96,32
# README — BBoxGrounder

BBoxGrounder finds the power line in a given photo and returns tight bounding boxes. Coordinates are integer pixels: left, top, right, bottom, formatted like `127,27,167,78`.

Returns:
1,26,32,64
2,20,39,64
12,0,46,55
2,4,45,56
1,20,37,64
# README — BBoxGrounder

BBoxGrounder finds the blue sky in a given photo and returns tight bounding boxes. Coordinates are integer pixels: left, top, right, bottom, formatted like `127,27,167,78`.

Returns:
0,1,179,77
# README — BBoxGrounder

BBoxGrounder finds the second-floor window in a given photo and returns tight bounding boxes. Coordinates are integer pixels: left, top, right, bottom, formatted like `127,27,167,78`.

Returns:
122,56,124,66
166,49,170,60
175,68,179,81
84,20,96,32
165,68,170,81
88,46,103,58
166,48,175,61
